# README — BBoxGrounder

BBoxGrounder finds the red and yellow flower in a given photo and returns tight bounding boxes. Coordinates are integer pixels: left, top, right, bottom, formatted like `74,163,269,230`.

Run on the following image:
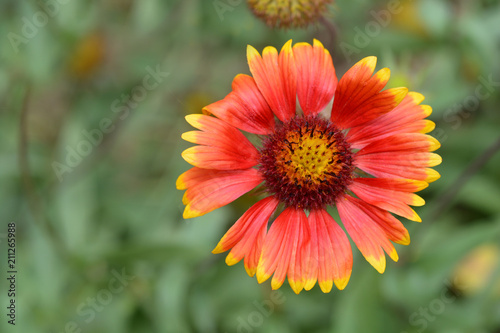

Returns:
177,39,441,294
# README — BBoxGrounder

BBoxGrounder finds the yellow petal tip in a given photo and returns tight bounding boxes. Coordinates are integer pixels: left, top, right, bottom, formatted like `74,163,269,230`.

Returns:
408,208,422,222
256,266,272,284
271,278,284,291
245,266,257,277
225,252,240,266
211,237,226,254
367,255,386,274
398,233,411,246
359,56,377,71
303,278,317,291
410,179,429,192
181,148,196,165
185,114,204,128
392,87,409,104
389,248,399,262
183,205,203,219
181,131,198,143
425,169,441,183
375,67,391,82
262,46,278,57
408,92,425,105
334,275,351,290
319,280,334,293
421,120,436,133
246,45,261,64
281,39,293,52
428,154,443,167
176,173,186,190
421,105,433,117
412,194,426,207
288,277,305,294
428,136,441,151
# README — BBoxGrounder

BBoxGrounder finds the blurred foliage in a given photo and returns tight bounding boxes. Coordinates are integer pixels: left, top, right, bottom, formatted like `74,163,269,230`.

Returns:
1,0,500,333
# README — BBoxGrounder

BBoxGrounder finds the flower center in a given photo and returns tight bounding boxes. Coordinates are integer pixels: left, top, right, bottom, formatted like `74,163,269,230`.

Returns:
259,115,354,210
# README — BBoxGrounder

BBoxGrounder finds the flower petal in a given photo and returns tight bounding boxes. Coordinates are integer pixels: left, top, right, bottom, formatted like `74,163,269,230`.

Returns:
356,133,441,154
287,210,310,294
181,168,262,218
177,167,224,190
212,196,279,276
355,154,441,183
202,74,275,135
331,56,408,129
256,208,309,294
247,40,297,122
347,92,435,148
354,201,411,245
181,114,259,170
355,133,442,182
349,178,427,222
337,195,399,273
306,209,353,292
293,39,337,115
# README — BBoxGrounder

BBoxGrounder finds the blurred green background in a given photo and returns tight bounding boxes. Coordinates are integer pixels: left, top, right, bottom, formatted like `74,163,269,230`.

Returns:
1,0,500,332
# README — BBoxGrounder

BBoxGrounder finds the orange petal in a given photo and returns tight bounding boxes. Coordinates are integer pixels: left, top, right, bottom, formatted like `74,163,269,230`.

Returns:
349,178,427,222
287,210,310,294
256,208,309,294
212,197,279,276
181,114,259,170
357,133,441,154
307,209,353,292
247,40,297,122
348,92,435,148
356,202,411,245
293,39,337,115
181,168,262,218
181,146,258,170
332,57,407,129
355,153,441,183
337,195,399,274
354,133,442,182
203,74,275,135
242,225,267,277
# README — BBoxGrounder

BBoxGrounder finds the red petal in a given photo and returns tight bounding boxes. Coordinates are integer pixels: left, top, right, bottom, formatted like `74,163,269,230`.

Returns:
331,57,408,129
349,178,427,222
287,210,310,294
247,40,297,122
181,168,262,218
356,156,441,183
356,133,440,155
203,74,275,135
256,208,309,294
306,209,352,292
353,201,411,245
212,196,279,276
243,225,267,277
337,195,398,273
177,167,226,190
354,133,442,182
347,92,435,148
181,114,259,170
293,39,337,115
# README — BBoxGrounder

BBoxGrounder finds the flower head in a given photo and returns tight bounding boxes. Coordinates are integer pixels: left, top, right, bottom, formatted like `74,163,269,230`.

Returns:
177,40,441,294
247,0,334,29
